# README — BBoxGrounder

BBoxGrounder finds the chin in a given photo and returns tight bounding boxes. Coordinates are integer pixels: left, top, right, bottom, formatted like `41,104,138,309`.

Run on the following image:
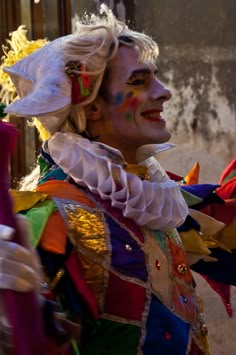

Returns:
161,129,171,142
149,131,171,144
163,132,172,142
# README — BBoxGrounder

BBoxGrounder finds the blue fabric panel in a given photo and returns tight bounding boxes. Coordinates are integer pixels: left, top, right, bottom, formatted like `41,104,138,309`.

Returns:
39,166,67,184
181,184,220,199
143,294,190,355
177,214,201,232
38,243,83,316
191,248,236,285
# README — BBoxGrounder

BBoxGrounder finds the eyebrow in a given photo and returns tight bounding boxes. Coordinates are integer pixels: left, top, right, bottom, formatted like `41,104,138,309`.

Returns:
128,69,151,78
128,68,158,79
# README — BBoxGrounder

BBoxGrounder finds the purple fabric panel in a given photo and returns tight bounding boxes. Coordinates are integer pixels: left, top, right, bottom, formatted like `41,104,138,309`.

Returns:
105,215,148,281
91,193,145,243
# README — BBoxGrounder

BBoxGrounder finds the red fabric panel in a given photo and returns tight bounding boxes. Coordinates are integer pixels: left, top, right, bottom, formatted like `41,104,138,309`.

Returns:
103,272,146,321
65,253,99,319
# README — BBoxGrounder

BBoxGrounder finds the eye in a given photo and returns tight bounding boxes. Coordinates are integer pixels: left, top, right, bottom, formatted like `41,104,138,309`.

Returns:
127,79,145,86
127,74,146,86
154,69,159,76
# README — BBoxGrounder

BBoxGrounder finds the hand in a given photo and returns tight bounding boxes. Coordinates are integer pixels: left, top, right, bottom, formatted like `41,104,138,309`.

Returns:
0,214,42,292
0,215,42,348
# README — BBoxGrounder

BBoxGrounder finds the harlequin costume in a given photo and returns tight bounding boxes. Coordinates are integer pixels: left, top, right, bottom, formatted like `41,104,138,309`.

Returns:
11,133,209,355
9,135,236,355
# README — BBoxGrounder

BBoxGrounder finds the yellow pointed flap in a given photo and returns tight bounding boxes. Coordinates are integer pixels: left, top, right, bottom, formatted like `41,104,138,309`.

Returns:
183,161,200,185
179,229,211,255
10,189,48,213
189,208,225,236
214,220,236,250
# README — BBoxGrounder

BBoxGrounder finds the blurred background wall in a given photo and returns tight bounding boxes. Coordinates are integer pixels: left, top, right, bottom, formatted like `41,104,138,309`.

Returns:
0,0,235,184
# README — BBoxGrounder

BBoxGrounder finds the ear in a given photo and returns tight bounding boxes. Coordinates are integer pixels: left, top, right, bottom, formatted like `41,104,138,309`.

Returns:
84,100,102,121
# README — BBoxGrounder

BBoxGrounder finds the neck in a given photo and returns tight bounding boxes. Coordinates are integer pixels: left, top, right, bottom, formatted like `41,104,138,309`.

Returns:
95,138,139,163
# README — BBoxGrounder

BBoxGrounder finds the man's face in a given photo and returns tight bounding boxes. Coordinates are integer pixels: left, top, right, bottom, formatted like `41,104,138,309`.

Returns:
88,46,172,161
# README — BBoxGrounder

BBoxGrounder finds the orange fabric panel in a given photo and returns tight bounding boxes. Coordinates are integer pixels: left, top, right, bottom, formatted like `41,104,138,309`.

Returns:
35,180,95,207
39,211,67,254
37,181,96,254
183,161,200,185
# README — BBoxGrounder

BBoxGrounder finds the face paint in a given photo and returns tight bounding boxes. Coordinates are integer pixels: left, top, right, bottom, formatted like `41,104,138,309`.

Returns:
124,112,133,121
126,91,133,99
114,90,140,111
114,89,142,124
129,97,140,108
113,91,125,106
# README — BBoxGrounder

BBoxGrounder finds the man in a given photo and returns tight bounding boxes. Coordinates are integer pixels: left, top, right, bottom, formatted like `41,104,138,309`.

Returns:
0,5,209,354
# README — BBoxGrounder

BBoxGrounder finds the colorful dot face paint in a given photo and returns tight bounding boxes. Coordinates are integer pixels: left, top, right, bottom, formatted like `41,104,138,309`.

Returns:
126,91,133,99
113,91,125,106
112,89,142,121
124,112,133,121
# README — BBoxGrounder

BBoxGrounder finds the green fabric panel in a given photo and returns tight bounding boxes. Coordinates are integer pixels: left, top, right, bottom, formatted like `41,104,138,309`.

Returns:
37,155,51,176
222,170,236,184
0,102,7,118
22,199,57,247
180,188,203,207
152,229,166,251
71,339,80,355
81,318,140,355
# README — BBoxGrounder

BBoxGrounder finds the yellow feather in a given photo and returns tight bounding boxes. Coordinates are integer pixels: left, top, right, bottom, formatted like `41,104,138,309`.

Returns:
0,25,48,106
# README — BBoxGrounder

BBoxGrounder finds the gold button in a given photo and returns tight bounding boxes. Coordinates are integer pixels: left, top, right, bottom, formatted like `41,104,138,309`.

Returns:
177,263,188,274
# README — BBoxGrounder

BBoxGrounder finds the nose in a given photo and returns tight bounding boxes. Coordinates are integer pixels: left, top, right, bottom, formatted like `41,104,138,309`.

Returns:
150,78,172,102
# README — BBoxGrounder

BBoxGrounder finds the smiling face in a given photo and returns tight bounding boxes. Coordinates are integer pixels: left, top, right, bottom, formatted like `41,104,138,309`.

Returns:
86,45,172,162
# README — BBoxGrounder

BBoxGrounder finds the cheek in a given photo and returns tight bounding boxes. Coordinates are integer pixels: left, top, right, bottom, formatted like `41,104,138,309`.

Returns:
113,90,143,121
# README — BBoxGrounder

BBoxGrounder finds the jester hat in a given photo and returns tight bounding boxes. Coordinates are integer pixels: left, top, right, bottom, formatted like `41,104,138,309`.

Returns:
2,34,77,134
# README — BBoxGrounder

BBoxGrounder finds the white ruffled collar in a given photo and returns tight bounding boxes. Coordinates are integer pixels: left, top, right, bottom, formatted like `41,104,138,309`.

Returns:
47,133,188,231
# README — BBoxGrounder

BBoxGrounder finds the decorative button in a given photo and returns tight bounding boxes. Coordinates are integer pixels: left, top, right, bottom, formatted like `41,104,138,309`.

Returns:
40,282,49,290
180,295,187,303
201,323,208,336
177,263,188,274
165,331,171,340
155,260,161,270
125,244,132,252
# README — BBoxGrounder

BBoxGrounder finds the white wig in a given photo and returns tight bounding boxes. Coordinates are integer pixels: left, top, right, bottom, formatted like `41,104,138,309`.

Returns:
3,5,159,137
